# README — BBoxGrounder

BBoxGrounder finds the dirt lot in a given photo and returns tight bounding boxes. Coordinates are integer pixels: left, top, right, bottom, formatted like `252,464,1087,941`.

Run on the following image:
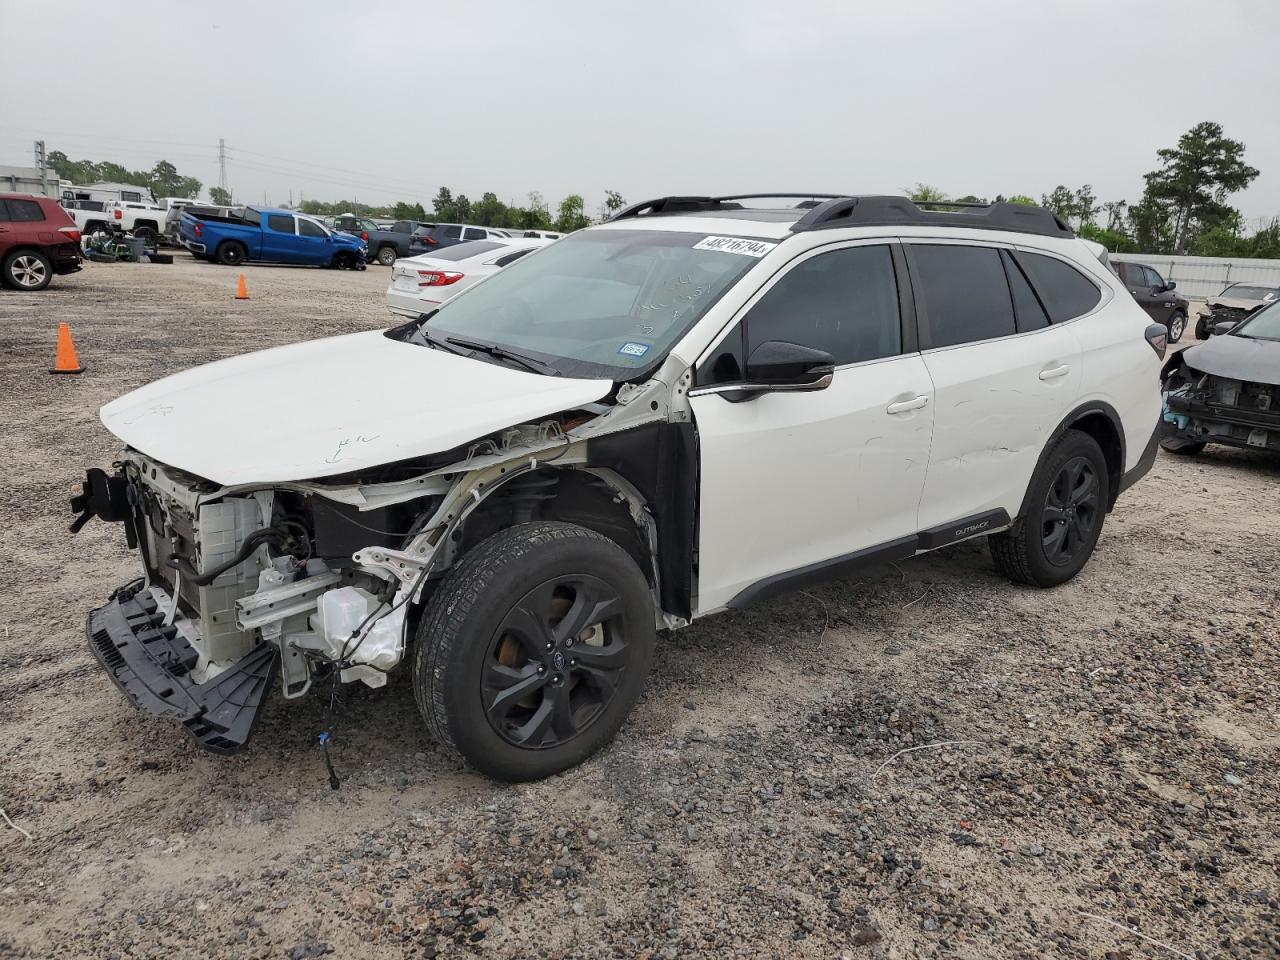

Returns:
1,255,1277,959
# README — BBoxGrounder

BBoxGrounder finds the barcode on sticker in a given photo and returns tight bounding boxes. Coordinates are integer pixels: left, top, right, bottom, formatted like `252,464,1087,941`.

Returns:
692,236,777,258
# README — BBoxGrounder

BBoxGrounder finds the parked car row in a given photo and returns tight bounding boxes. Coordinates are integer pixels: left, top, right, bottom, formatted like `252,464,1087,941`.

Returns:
386,236,553,316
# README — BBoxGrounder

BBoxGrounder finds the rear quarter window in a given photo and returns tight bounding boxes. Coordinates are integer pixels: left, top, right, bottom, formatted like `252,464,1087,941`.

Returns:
4,199,47,222
1015,252,1102,322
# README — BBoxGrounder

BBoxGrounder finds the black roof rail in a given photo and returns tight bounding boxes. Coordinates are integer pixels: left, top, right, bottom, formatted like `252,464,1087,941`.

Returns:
791,195,1074,238
608,193,847,222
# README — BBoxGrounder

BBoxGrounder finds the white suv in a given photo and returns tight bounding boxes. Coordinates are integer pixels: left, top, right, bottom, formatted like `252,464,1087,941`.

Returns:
73,194,1165,780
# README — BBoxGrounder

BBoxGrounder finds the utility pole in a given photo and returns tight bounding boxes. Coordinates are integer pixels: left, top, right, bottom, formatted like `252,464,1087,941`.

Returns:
33,140,47,197
218,138,227,194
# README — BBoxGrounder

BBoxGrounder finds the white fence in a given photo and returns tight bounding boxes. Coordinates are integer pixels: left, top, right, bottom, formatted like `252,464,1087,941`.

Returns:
1110,253,1280,300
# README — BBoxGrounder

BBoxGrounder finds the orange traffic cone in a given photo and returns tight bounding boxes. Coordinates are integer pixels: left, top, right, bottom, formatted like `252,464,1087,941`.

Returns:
50,323,85,375
235,274,249,300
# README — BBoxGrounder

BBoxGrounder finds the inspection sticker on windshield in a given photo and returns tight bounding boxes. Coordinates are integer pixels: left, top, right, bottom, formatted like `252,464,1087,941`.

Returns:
618,342,651,358
692,236,777,258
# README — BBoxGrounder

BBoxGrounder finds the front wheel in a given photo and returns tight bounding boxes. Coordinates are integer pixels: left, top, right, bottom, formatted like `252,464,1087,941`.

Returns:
376,246,397,266
989,430,1109,588
1167,311,1186,343
413,521,656,782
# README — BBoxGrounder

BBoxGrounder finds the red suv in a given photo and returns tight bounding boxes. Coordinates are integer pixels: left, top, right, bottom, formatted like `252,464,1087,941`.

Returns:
0,194,83,291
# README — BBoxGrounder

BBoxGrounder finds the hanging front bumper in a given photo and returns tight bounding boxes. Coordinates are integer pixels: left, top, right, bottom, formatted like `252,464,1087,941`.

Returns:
87,584,278,754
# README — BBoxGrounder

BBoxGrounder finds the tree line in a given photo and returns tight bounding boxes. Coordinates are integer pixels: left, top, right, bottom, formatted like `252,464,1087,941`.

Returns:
909,122,1276,259
48,122,1275,256
298,188,628,233
47,151,202,200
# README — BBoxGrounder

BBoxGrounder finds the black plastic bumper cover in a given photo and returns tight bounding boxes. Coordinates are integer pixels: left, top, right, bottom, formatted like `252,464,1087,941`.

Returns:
86,588,277,754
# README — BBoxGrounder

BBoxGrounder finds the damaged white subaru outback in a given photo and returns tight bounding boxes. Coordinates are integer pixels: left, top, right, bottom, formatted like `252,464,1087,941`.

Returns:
74,194,1166,781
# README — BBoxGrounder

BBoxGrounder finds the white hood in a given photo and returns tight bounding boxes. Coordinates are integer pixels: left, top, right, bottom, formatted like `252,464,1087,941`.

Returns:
101,330,612,485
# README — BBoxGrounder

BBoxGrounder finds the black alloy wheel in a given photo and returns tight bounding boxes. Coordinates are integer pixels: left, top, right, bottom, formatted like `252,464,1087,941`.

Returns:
1041,456,1101,567
482,574,628,749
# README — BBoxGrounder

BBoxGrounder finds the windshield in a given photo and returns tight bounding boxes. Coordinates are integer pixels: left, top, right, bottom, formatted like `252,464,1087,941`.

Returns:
1235,300,1280,340
421,228,768,378
1221,284,1279,301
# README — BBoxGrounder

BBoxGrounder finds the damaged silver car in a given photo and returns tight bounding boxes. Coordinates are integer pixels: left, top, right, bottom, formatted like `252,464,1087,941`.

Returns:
1162,298,1280,455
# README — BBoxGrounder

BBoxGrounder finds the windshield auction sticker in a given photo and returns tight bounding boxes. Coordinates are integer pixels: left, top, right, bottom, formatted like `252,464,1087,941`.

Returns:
692,236,778,257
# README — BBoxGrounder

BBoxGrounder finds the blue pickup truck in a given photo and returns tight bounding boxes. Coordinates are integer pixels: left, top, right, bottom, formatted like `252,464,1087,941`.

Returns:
179,206,367,269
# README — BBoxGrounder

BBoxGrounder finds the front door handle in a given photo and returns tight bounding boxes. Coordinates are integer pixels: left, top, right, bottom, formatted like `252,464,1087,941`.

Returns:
886,395,929,414
1039,364,1071,381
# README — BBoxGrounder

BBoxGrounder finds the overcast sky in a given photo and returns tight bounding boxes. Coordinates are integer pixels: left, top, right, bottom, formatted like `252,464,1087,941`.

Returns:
2,0,1277,220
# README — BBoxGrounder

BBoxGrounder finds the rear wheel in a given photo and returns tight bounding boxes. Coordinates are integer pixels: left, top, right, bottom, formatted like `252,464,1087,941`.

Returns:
990,430,1109,587
132,225,158,244
2,250,52,291
413,521,655,782
1167,311,1186,343
217,241,246,266
376,245,397,266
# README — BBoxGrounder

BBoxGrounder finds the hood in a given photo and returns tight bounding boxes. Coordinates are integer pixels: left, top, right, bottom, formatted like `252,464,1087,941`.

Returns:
333,231,365,248
101,330,612,485
1208,296,1268,311
1180,333,1280,386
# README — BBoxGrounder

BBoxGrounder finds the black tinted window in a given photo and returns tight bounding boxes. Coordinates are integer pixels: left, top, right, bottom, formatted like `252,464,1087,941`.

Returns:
1002,251,1050,331
298,218,326,238
267,214,294,233
494,248,535,267
462,227,487,240
428,240,504,261
1016,252,1102,322
745,245,901,366
5,199,46,222
438,225,462,239
910,245,1015,348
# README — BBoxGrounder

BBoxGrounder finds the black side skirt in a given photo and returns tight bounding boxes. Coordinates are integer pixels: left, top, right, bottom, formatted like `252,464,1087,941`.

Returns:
87,587,277,754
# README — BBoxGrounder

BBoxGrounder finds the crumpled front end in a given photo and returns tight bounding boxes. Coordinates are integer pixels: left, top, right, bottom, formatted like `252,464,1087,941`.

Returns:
1162,363,1280,452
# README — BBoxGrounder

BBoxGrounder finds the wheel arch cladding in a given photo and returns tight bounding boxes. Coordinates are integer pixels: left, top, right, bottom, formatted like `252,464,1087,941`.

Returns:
1020,402,1126,517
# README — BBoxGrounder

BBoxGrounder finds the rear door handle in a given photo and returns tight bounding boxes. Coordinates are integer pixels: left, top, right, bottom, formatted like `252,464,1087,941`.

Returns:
1039,364,1071,381
886,395,929,414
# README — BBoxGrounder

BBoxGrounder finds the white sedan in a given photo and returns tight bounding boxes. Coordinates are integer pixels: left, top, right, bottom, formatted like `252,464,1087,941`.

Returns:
386,237,553,317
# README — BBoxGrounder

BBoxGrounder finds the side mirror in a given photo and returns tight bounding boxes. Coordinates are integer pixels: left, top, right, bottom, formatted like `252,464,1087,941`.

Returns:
744,340,834,391
1164,280,1176,291
1213,321,1237,335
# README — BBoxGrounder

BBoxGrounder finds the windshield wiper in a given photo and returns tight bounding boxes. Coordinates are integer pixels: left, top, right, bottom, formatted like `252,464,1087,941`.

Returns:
411,324,469,356
444,336,560,376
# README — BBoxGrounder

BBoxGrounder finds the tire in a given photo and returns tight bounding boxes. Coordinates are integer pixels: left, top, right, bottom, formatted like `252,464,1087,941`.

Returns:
2,249,53,291
413,521,656,782
332,251,354,270
1195,315,1210,340
1167,311,1186,343
217,241,246,266
132,225,158,244
989,430,1109,588
376,245,397,266
1160,436,1206,456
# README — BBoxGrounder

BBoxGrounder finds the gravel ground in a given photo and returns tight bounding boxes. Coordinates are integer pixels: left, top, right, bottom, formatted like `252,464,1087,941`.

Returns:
1,256,1277,959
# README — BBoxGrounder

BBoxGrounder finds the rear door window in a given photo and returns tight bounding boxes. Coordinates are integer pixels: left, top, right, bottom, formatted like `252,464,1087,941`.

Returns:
909,244,1016,348
462,227,487,240
298,218,326,238
438,225,462,240
1014,251,1103,322
267,214,295,233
